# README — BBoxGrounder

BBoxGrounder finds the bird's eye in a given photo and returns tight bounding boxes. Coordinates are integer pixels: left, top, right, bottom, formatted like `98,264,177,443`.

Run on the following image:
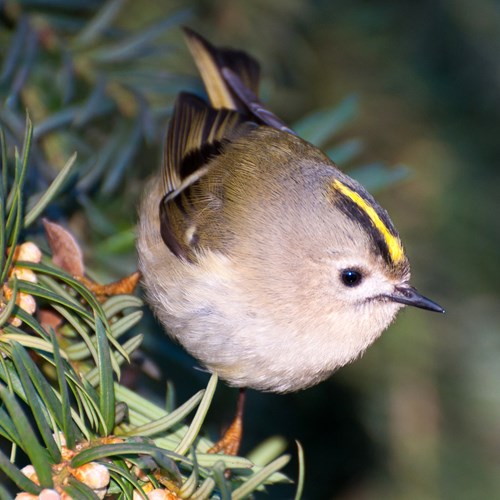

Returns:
341,269,363,287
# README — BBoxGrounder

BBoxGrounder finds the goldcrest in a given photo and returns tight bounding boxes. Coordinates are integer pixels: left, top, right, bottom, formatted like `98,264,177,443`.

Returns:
137,28,443,393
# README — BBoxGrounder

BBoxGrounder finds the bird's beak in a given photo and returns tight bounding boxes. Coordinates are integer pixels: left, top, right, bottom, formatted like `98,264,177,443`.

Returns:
387,285,445,313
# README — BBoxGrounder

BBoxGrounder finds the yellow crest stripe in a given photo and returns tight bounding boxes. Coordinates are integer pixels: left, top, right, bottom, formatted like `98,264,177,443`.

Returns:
332,180,405,264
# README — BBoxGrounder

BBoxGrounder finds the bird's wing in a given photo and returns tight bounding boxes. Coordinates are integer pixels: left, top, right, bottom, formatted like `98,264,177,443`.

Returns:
159,29,295,261
159,93,249,260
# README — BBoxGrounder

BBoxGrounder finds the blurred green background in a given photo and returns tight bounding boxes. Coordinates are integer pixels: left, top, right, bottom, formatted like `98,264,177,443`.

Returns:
2,0,499,498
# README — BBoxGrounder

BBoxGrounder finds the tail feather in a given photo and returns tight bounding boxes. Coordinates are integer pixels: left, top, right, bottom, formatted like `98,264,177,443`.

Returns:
183,27,260,111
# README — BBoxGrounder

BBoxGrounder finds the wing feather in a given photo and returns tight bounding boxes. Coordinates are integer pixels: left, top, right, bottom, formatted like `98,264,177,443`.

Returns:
159,29,294,261
159,93,246,259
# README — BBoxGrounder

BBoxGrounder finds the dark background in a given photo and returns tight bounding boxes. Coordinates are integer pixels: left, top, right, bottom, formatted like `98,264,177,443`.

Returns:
126,1,500,498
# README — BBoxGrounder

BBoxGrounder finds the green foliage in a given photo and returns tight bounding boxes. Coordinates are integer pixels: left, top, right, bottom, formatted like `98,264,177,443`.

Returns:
0,0,190,195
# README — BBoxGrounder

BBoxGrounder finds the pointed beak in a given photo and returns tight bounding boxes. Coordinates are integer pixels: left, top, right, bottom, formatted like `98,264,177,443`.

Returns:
387,285,445,313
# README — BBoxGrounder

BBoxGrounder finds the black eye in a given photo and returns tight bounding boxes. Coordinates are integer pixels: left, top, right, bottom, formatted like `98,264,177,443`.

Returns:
341,269,363,287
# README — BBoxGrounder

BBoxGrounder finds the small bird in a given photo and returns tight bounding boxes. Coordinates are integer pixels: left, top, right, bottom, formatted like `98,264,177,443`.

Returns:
137,28,444,395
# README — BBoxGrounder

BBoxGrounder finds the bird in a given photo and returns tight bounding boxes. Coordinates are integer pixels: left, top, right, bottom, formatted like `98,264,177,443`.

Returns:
137,28,444,397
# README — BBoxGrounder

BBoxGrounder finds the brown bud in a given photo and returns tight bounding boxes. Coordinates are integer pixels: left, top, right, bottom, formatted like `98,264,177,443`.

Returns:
39,489,61,500
147,489,179,500
71,462,110,489
10,268,38,283
15,242,42,263
20,465,39,484
14,493,38,500
133,483,154,499
19,292,37,315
